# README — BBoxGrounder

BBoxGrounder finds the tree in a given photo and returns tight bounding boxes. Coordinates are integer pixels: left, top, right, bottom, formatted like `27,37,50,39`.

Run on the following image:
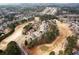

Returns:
7,23,15,29
42,24,59,43
64,35,77,55
27,38,38,48
23,23,33,35
39,14,58,21
25,40,28,45
0,50,3,55
59,50,64,55
3,41,22,55
49,51,55,55
67,36,77,48
64,47,72,55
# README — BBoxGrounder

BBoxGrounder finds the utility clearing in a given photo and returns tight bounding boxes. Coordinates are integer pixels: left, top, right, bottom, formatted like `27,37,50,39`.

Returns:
0,20,72,55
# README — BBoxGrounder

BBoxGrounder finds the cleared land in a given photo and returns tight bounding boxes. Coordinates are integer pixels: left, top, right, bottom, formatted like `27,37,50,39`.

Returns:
27,20,72,55
0,21,34,51
0,20,72,55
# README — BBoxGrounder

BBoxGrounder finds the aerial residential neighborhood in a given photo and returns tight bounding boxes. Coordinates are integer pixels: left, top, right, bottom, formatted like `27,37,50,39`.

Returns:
0,3,79,55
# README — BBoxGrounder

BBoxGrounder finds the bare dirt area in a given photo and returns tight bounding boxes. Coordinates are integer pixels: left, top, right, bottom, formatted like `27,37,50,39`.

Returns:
0,20,72,55
28,20,72,55
0,21,34,51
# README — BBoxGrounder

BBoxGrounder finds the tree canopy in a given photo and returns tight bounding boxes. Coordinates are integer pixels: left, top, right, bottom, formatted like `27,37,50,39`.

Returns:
64,35,77,55
49,51,55,55
0,41,22,55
